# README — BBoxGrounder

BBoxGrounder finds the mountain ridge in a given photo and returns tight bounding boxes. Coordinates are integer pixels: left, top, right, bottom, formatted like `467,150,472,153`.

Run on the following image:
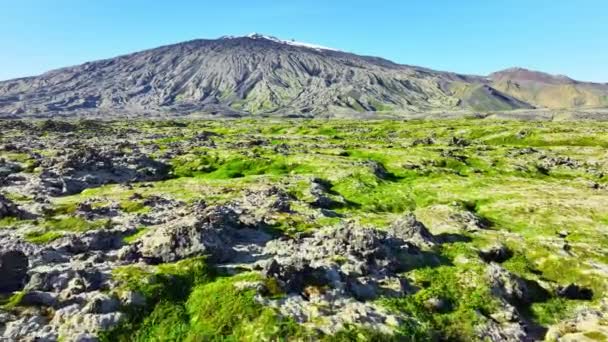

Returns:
0,34,606,118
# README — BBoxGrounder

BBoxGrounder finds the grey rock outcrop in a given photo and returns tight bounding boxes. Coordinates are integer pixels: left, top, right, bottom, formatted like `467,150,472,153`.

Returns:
139,205,243,263
39,147,169,196
262,223,419,298
487,263,533,304
388,213,437,248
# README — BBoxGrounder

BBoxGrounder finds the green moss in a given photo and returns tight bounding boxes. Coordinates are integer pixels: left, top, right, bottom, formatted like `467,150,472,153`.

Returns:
1,291,25,309
584,331,607,341
333,172,414,213
0,216,26,228
43,217,112,232
105,262,310,341
383,264,499,341
24,231,64,244
529,298,574,325
103,257,214,341
171,153,308,179
50,202,79,215
186,273,308,340
123,227,148,244
119,200,149,214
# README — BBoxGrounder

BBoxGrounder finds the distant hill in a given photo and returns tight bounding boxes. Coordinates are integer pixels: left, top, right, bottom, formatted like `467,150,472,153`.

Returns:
489,67,608,109
0,34,606,118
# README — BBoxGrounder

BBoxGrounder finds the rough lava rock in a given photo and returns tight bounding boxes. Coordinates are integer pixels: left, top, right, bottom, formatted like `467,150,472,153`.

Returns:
388,213,437,248
0,194,22,219
138,205,243,263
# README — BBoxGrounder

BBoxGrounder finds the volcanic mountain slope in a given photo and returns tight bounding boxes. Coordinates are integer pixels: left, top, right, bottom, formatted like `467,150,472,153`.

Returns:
0,34,605,117
0,34,525,117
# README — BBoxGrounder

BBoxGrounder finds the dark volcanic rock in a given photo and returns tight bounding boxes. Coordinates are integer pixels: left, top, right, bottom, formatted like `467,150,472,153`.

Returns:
479,244,513,263
0,194,22,219
556,284,593,300
0,250,28,293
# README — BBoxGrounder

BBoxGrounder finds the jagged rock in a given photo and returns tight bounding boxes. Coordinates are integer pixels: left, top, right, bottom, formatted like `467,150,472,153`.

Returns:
2,315,52,341
82,292,120,314
52,228,128,253
388,213,436,248
39,147,170,195
479,244,513,263
262,223,418,299
487,263,532,304
262,257,330,293
364,160,392,179
308,178,344,209
240,186,293,215
25,267,106,296
450,210,491,231
116,244,141,262
57,312,125,341
449,136,471,147
476,315,527,342
0,250,28,293
412,137,436,146
139,205,241,263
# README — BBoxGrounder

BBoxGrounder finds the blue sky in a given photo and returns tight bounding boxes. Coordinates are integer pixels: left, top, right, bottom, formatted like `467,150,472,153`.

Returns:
1,0,606,82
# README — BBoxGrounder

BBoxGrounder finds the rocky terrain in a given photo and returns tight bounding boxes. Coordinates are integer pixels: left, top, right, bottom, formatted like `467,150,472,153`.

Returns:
1,34,607,118
1,118,608,341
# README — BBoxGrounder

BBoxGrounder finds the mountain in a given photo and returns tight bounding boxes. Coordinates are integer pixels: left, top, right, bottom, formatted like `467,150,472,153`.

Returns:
0,34,605,118
489,67,608,109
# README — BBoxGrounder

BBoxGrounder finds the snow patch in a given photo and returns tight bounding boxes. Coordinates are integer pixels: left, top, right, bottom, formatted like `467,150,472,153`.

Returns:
221,33,340,52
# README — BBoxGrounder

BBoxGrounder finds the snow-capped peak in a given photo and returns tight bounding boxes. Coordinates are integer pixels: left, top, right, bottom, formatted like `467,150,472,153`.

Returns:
221,33,340,52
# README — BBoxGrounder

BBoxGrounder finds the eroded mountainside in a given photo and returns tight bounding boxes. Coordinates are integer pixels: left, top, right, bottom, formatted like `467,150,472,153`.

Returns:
3,34,606,118
1,119,608,341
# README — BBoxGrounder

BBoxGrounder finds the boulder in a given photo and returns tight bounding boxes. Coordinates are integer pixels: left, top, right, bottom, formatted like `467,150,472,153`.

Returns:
556,284,593,300
0,250,28,293
20,291,58,307
388,213,436,248
487,263,531,304
139,205,240,263
0,194,21,219
479,244,513,263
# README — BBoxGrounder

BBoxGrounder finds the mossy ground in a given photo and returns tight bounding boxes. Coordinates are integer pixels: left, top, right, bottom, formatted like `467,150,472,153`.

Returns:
5,119,608,340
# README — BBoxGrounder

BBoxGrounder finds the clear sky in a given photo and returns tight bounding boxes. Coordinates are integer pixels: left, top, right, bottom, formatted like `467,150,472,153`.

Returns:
1,0,606,82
